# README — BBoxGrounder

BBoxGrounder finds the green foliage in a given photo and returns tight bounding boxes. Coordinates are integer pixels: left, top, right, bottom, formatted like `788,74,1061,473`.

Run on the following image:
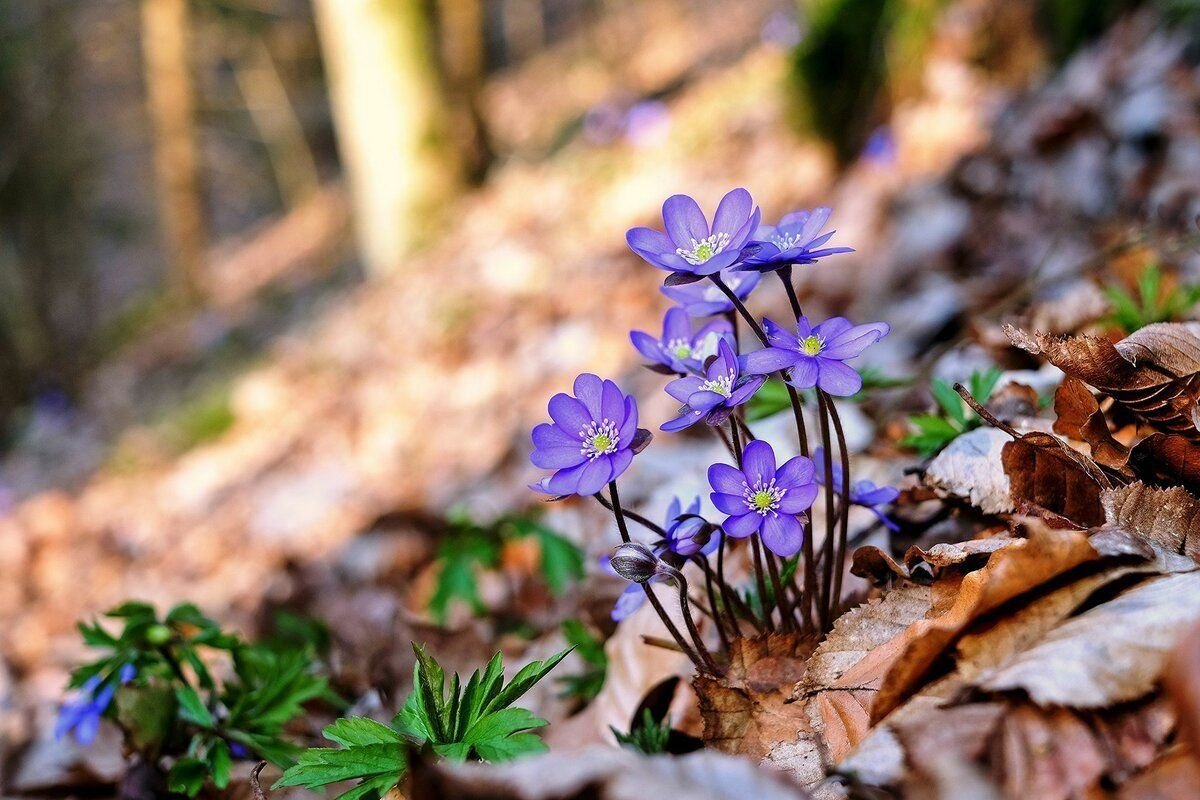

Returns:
739,556,799,620
1103,264,1200,334
611,708,671,755
429,511,584,625
901,367,1003,458
276,645,571,800
69,602,335,797
556,619,607,702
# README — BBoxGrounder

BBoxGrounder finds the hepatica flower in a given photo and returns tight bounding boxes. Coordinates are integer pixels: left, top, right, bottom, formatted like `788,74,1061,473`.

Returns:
55,663,135,745
741,207,853,273
742,315,889,397
631,307,732,374
531,374,649,497
661,267,761,317
708,440,817,557
662,339,765,431
627,189,760,277
813,447,900,531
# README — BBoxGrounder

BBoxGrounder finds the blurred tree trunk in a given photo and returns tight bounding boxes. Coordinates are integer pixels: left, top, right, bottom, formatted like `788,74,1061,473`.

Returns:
437,0,493,182
141,0,207,301
313,0,460,277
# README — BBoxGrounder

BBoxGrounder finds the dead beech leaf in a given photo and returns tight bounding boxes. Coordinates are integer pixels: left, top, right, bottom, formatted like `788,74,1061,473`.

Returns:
1001,431,1108,527
994,705,1109,800
1118,751,1200,800
871,527,1127,722
925,427,1014,514
1163,621,1200,757
894,703,1006,800
1053,377,1130,468
1102,481,1200,564
904,538,1017,575
409,746,811,800
979,571,1200,707
1128,433,1200,494
1006,322,1200,438
850,545,909,585
695,634,815,764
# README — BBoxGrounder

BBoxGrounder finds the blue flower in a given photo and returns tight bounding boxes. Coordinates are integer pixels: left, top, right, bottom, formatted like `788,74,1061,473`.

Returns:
55,664,136,746
627,189,761,277
708,441,817,558
812,447,900,531
661,267,761,317
630,307,732,375
530,374,650,497
662,339,765,431
740,207,853,273
741,315,889,397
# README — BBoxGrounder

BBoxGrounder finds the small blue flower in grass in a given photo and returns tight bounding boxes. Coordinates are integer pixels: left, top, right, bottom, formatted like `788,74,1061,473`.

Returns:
741,315,889,397
812,447,900,531
627,189,761,278
740,207,853,273
55,663,135,745
631,307,732,375
661,267,761,317
531,374,651,497
662,339,765,432
708,440,817,558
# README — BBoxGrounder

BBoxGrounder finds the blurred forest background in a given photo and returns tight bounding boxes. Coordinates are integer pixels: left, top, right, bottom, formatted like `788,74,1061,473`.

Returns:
3,0,1200,794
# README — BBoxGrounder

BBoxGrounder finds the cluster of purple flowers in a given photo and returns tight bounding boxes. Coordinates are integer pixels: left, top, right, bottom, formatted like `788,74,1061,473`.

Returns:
529,186,896,645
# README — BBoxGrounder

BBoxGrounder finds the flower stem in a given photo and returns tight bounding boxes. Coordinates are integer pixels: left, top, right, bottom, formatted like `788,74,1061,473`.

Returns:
826,396,853,619
593,494,667,538
764,549,796,632
750,536,775,633
711,275,768,345
607,483,633,544
664,566,720,674
776,266,804,319
697,554,734,649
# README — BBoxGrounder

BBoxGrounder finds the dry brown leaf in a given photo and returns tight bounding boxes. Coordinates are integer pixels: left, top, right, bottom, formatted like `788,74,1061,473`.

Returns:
1102,481,1200,564
1128,433,1200,494
1001,431,1109,527
408,747,811,799
1006,322,1200,438
1053,377,1131,468
871,527,1130,722
850,545,909,585
994,705,1108,800
894,703,1006,800
979,571,1200,707
925,427,1015,514
695,634,815,764
1117,750,1200,800
1163,621,1200,757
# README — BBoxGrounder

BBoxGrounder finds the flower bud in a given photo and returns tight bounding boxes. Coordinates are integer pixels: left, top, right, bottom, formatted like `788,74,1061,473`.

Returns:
608,542,660,583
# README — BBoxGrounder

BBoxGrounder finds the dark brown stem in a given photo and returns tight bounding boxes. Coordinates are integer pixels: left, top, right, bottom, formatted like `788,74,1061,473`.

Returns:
750,536,775,632
764,549,796,632
697,554,733,649
641,581,707,671
593,494,667,538
825,394,853,620
607,483,632,544
729,417,743,467
711,275,769,345
665,567,720,674
777,267,804,319
815,392,837,631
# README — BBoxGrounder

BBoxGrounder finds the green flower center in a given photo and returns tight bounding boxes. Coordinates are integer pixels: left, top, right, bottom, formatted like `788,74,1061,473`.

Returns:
800,335,824,356
676,232,731,266
700,371,735,398
580,419,620,460
666,338,692,361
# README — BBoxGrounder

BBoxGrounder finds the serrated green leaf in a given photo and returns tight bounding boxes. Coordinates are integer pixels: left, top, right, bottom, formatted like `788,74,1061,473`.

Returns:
464,707,547,745
392,690,431,743
433,741,472,762
167,757,209,797
968,366,1004,405
930,379,965,425
473,732,548,762
483,648,572,716
323,717,402,748
410,646,448,743
209,739,232,789
273,742,406,789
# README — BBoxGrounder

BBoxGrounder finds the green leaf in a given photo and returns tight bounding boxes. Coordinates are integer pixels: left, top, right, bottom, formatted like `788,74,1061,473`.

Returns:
930,379,965,425
208,739,232,789
393,690,432,744
273,742,406,790
483,648,572,716
464,707,547,745
473,732,548,762
433,741,472,763
167,757,209,797
745,378,794,421
323,717,402,748
428,525,501,625
510,519,584,595
175,685,214,728
411,644,449,743
968,366,1004,405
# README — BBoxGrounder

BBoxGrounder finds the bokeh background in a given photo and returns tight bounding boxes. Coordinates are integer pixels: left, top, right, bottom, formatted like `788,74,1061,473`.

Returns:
2,0,1199,792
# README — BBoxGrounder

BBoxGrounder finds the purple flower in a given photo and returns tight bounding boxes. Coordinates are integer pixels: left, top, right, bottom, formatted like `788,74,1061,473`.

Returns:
813,447,900,531
661,339,765,431
661,268,761,317
55,664,136,746
663,496,716,557
630,307,733,375
531,374,649,497
626,189,761,277
741,315,889,397
741,207,853,273
708,441,817,558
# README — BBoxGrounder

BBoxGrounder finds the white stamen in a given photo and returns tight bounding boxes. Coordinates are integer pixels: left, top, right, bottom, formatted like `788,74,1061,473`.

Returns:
675,232,731,265
579,419,620,460
699,370,735,398
742,478,787,516
770,232,806,251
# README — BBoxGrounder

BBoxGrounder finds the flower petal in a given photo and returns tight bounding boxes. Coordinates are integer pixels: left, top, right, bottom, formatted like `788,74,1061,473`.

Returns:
821,321,891,360
663,307,692,342
741,439,776,483
711,491,747,515
576,457,614,496
711,188,753,237
611,584,647,621
816,359,863,396
546,462,589,495
813,316,853,341
665,375,703,403
723,512,761,538
785,357,820,389
687,389,726,413
627,226,675,257
573,373,604,418
619,395,639,442
661,408,703,431
778,483,818,514
742,347,802,375
761,317,795,347
709,462,747,494
729,375,765,406
662,194,709,245
548,393,590,433
631,330,664,363
600,379,626,423
775,455,815,489
607,448,635,483
761,514,804,557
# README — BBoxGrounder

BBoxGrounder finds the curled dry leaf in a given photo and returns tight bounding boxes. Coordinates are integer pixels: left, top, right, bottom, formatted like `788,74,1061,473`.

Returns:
1101,481,1200,564
1001,431,1108,527
1127,432,1200,494
925,427,1014,515
871,527,1138,722
408,746,810,800
1053,377,1130,469
979,571,1200,707
1005,322,1200,439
